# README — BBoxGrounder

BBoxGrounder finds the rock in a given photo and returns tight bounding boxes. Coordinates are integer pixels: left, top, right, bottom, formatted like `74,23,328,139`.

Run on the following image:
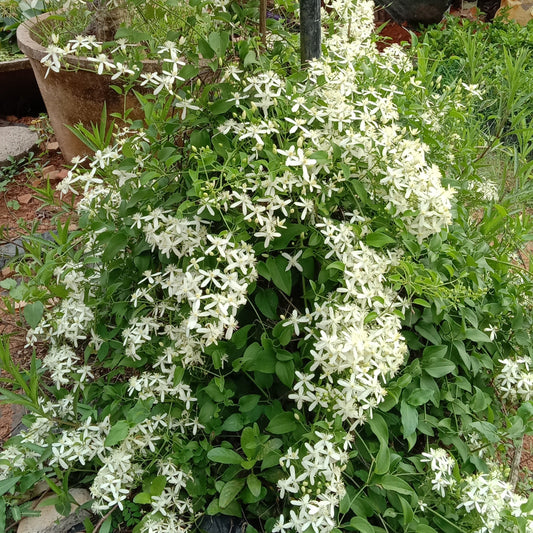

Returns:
17,194,33,205
0,232,61,269
9,404,26,437
44,170,61,182
0,126,39,167
17,488,91,533
1,266,13,277
42,165,56,177
46,142,60,151
0,239,24,269
496,0,532,25
199,515,247,533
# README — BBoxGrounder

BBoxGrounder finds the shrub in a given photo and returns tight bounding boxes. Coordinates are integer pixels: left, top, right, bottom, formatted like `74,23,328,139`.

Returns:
1,0,533,532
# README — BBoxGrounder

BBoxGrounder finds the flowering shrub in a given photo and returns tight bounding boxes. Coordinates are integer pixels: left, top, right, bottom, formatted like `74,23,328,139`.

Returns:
1,0,533,531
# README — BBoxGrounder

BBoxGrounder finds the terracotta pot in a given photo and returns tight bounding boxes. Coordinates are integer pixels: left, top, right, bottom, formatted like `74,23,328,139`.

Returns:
16,13,156,163
0,57,45,116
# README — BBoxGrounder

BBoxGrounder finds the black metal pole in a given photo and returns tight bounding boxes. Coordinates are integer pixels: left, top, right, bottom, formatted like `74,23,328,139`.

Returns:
300,0,321,64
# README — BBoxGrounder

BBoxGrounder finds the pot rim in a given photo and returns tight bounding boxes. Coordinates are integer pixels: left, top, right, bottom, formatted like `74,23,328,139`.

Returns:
0,57,31,73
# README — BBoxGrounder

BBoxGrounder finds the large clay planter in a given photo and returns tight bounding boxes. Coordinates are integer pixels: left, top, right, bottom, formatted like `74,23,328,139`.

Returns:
0,57,45,116
375,0,451,25
16,13,156,163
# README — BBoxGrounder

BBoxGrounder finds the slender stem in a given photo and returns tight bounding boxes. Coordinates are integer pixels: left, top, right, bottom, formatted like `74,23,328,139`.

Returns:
259,0,267,49
93,504,117,533
426,507,469,533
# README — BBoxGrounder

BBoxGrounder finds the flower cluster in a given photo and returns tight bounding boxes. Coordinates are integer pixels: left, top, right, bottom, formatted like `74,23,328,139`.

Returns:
420,448,456,497
457,469,532,532
494,357,533,403
274,433,348,533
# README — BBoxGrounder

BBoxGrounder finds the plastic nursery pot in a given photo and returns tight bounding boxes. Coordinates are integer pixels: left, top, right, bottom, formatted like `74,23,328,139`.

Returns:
16,12,158,163
375,0,451,25
0,57,45,116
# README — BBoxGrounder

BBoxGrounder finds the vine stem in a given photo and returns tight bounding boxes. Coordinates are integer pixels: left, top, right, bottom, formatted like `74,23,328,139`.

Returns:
509,436,524,491
93,504,118,533
259,0,267,49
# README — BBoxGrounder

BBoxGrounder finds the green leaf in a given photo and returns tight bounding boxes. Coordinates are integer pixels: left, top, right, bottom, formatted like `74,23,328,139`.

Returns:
415,323,441,345
416,525,438,533
100,517,113,533
470,421,499,443
239,395,260,413
349,516,375,533
368,413,389,445
422,358,455,378
219,479,245,508
207,447,243,465
222,414,245,432
198,37,214,58
211,99,234,115
255,288,278,320
266,412,296,434
377,474,415,496
266,256,292,296
374,444,390,475
521,492,533,513
101,231,128,263
0,477,20,497
241,341,276,373
104,420,130,447
240,426,258,459
365,232,396,248
275,360,295,387
399,495,414,526
407,388,434,406
423,345,448,358
114,26,151,43
465,328,491,343
0,279,17,290
326,261,345,272
243,50,257,67
133,492,151,504
24,301,44,329
190,129,210,149
148,475,166,496
246,475,261,498
208,30,229,57
400,400,418,438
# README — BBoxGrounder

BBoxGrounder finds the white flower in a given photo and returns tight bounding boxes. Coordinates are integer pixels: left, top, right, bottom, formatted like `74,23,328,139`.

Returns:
282,250,303,272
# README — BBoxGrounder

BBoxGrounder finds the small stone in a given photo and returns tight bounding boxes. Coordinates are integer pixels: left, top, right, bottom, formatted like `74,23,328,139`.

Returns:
46,141,60,151
42,165,56,176
44,170,61,182
0,126,39,167
17,194,33,205
57,169,69,179
17,488,91,533
1,266,13,277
